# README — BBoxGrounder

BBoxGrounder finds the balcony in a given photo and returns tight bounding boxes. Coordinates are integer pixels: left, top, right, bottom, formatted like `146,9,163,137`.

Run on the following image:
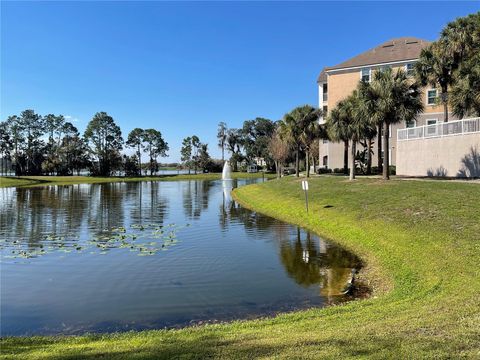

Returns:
397,117,480,141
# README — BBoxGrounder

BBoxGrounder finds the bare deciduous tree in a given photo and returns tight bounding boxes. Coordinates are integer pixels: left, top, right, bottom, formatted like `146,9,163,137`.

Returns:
268,130,290,179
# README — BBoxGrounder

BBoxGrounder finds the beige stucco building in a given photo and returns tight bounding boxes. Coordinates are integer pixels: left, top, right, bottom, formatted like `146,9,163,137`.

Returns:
317,37,456,170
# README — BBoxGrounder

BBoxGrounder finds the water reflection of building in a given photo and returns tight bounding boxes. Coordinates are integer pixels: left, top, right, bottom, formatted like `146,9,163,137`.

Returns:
279,227,360,302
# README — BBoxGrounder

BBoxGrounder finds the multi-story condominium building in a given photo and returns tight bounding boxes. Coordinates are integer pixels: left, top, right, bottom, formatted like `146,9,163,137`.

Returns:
317,37,457,170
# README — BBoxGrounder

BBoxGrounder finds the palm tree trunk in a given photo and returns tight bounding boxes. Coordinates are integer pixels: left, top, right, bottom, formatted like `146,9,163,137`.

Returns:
137,145,142,176
350,141,356,181
367,137,372,175
442,87,449,122
295,146,300,177
312,153,317,174
306,150,310,178
377,126,382,174
382,121,390,180
343,140,349,175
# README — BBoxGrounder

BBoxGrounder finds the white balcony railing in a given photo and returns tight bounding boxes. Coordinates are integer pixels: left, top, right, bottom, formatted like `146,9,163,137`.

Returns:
397,117,480,141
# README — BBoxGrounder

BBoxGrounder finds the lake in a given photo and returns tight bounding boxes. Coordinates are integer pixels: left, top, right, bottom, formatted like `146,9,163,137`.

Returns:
0,179,361,336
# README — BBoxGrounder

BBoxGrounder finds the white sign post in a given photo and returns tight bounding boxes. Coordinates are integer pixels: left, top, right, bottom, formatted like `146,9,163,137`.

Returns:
301,180,309,213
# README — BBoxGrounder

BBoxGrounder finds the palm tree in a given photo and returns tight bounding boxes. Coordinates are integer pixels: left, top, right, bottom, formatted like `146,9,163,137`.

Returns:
362,67,423,179
358,80,382,174
325,104,351,176
327,92,370,180
415,41,456,122
217,122,228,161
279,113,301,177
440,12,480,118
440,12,479,63
300,110,324,177
279,105,322,177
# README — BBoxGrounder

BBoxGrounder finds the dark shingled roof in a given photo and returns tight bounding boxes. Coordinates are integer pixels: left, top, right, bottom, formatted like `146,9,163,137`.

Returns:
318,68,327,83
317,37,430,83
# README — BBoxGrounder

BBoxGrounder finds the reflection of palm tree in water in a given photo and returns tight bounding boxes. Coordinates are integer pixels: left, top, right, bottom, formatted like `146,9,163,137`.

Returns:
279,227,360,298
280,229,323,287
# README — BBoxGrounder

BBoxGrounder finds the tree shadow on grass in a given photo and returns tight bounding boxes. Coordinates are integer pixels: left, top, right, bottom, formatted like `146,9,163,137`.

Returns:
1,328,474,359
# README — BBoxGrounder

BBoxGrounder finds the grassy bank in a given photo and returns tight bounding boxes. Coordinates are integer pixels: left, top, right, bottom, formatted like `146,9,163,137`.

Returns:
1,176,479,359
0,172,274,189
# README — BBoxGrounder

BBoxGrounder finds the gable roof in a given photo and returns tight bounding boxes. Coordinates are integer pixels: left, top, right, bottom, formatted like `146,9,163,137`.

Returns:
317,37,430,83
318,68,327,83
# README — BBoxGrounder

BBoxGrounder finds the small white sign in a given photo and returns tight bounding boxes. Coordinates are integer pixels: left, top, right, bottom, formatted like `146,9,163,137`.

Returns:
302,180,309,191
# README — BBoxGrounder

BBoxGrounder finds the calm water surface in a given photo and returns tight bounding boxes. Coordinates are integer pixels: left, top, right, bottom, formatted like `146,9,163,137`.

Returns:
0,179,361,336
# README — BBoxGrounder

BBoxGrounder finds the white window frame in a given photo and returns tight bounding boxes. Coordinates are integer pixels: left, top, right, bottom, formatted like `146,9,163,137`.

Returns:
427,89,438,106
360,68,371,82
405,119,417,128
405,63,415,76
426,118,439,136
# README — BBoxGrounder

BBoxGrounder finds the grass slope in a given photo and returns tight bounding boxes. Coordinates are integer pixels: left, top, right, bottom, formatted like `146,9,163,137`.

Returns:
1,176,479,359
0,173,273,189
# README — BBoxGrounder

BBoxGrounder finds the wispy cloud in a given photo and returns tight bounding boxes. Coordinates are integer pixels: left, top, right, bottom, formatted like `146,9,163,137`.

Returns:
64,115,80,123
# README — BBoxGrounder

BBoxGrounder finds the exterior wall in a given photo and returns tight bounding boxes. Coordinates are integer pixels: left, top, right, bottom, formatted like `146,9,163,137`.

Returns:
396,133,480,177
327,69,360,108
318,83,324,120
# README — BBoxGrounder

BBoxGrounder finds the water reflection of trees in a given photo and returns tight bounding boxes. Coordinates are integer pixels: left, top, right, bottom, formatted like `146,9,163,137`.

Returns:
0,182,169,249
1,185,91,247
221,191,362,297
182,180,214,219
279,228,362,297
87,183,125,236
1,179,361,299
124,181,168,225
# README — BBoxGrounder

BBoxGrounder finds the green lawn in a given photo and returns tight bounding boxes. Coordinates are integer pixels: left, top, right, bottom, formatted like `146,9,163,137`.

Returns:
1,176,479,359
0,172,274,189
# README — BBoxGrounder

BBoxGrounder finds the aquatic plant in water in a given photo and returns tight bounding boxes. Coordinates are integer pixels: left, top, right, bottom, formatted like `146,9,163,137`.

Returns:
0,223,190,261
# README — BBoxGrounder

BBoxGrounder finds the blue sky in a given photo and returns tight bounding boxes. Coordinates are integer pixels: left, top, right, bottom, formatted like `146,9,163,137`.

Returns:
2,1,478,161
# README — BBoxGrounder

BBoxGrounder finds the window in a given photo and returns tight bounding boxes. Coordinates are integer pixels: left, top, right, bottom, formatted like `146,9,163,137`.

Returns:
322,83,328,102
323,156,328,167
405,63,415,76
323,105,328,116
406,119,416,128
426,119,438,136
361,68,371,82
323,139,328,144
427,89,438,105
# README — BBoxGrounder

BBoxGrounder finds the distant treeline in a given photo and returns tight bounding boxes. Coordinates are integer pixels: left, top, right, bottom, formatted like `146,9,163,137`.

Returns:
0,110,168,176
